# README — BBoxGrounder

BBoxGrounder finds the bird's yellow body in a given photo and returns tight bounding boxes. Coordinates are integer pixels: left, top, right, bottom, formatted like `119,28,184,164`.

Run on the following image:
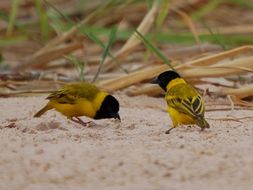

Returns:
49,99,95,118
166,78,195,127
34,82,120,125
167,107,194,127
165,77,208,129
47,91,107,118
152,70,209,133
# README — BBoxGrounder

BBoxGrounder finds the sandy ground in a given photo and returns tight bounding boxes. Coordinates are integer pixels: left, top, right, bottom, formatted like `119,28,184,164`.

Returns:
1,94,253,190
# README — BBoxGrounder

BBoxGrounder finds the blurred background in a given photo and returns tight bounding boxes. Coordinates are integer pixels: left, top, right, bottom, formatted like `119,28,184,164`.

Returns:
1,0,253,102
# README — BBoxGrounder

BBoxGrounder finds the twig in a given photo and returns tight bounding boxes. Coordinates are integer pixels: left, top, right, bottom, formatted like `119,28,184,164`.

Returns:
227,95,235,112
206,117,243,123
206,107,253,112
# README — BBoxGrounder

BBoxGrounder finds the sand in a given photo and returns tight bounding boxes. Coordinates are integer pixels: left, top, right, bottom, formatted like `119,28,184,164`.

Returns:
0,94,253,190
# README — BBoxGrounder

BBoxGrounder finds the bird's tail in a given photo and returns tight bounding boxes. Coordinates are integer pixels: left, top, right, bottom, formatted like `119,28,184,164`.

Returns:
195,117,210,129
34,104,52,117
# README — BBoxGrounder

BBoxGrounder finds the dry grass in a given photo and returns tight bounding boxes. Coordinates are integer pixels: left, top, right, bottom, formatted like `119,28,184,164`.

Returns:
1,0,253,108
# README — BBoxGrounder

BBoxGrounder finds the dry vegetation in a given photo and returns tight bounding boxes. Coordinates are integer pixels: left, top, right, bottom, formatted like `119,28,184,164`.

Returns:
0,0,253,106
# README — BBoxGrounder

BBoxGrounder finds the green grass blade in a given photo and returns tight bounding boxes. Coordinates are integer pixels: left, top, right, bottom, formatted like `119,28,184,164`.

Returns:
156,0,170,29
83,29,128,73
92,27,118,82
6,0,21,35
35,0,50,41
135,29,174,70
84,29,129,74
202,21,227,50
65,55,85,81
192,0,222,20
0,35,27,47
42,0,73,23
84,29,105,49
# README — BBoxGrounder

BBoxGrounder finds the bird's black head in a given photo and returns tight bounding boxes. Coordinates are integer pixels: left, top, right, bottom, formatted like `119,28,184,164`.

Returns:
94,95,120,121
151,70,181,91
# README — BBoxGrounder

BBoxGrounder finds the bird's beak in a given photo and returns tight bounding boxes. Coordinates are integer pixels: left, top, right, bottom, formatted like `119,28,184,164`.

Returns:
113,113,121,122
150,77,158,84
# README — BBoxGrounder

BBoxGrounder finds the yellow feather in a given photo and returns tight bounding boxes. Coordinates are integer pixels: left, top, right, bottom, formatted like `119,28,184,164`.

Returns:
48,99,96,118
153,70,209,132
34,82,108,119
166,78,186,91
165,78,209,129
168,107,194,127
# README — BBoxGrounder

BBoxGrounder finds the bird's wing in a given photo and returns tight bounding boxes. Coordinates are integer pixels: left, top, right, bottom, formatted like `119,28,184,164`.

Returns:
47,88,77,104
166,85,205,118
46,83,100,104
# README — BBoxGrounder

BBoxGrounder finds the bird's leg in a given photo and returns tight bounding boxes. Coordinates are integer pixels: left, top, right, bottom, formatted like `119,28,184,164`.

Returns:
71,117,92,127
70,117,82,125
75,117,87,126
165,127,174,134
77,117,94,127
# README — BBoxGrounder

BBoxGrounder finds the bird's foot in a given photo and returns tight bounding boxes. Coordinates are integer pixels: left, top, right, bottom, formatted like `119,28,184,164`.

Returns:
71,117,93,127
165,127,174,134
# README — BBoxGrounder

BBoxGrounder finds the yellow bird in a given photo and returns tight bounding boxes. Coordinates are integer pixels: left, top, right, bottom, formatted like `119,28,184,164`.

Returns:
152,70,209,134
34,82,120,126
